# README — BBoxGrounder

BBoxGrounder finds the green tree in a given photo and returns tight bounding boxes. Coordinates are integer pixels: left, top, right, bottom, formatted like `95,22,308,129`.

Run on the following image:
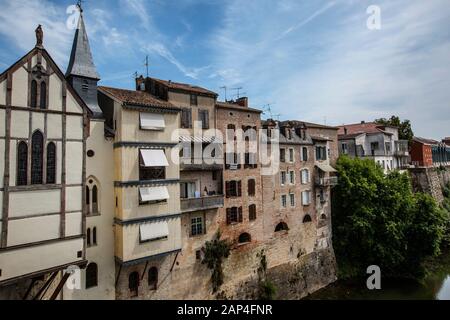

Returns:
375,116,414,143
202,232,231,293
332,156,446,279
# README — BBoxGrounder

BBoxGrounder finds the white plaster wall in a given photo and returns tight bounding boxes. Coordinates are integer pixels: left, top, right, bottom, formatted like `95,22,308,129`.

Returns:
66,92,83,114
9,142,16,187
66,115,83,140
64,120,116,300
47,114,62,139
48,73,62,111
0,109,5,136
11,66,28,107
0,139,4,186
7,214,60,246
65,212,82,237
65,141,83,184
0,238,83,282
10,110,29,139
31,112,45,133
0,79,6,105
9,189,61,217
66,186,82,212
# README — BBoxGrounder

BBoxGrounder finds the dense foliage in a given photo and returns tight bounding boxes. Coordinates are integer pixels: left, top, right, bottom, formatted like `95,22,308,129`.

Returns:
202,232,231,293
375,116,414,143
332,156,447,279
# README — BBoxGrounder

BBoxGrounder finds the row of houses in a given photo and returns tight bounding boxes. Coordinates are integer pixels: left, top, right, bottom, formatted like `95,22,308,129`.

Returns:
0,9,444,300
0,11,339,300
410,137,450,168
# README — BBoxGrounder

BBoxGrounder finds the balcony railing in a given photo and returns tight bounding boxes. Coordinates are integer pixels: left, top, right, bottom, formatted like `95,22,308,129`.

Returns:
180,158,223,171
315,176,338,187
180,195,224,213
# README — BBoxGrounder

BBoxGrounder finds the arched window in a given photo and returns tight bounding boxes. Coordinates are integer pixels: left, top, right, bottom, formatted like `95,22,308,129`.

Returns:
129,272,140,297
17,141,28,186
40,82,47,109
87,228,91,246
85,186,90,213
31,131,44,185
238,233,251,244
46,142,56,184
86,178,101,215
148,267,158,290
92,185,98,213
93,227,97,245
275,222,289,232
303,214,312,223
85,263,98,289
31,80,37,108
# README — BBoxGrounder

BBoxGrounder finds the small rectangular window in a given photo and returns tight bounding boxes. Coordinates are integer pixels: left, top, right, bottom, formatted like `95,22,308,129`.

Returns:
190,94,198,106
281,195,287,208
290,193,295,207
191,217,204,236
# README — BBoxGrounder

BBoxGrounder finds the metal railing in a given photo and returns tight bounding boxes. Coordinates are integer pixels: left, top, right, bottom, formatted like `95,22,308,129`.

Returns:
180,195,224,212
315,176,338,187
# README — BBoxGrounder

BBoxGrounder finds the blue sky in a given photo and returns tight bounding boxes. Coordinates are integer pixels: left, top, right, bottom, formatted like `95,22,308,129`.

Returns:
0,0,449,139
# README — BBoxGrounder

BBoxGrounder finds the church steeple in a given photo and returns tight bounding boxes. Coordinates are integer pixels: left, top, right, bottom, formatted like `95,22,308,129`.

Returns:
66,5,102,118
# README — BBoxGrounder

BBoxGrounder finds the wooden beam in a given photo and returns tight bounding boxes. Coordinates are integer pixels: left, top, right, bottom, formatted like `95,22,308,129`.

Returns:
49,271,70,300
32,271,58,300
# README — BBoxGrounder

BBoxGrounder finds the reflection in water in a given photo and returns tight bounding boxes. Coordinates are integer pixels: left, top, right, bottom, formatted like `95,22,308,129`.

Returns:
437,276,450,300
306,254,450,300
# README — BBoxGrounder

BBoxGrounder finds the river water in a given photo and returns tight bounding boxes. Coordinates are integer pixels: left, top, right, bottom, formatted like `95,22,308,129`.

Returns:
306,253,450,300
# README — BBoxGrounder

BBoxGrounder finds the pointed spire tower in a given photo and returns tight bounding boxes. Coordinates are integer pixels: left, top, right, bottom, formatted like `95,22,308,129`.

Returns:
66,3,102,118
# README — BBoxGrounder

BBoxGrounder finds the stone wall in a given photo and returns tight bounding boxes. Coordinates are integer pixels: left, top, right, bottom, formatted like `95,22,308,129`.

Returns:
409,166,450,204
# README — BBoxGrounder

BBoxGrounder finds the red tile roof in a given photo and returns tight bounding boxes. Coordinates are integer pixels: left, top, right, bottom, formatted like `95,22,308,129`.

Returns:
337,122,392,136
413,136,439,145
150,77,218,96
215,101,263,113
99,86,176,109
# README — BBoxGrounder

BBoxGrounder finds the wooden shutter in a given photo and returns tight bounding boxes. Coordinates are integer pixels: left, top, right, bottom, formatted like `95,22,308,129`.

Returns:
226,208,231,225
238,207,243,223
225,182,231,198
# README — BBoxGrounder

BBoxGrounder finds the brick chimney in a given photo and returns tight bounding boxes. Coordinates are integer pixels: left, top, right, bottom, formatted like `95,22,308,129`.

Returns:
136,75,145,91
235,97,248,108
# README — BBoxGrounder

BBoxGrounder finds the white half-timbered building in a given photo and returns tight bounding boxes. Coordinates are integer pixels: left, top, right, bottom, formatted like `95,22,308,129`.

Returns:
0,26,91,299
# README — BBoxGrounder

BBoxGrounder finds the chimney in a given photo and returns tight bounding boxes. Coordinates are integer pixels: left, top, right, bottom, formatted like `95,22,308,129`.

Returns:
344,127,348,135
361,121,365,124
136,75,145,91
235,97,248,108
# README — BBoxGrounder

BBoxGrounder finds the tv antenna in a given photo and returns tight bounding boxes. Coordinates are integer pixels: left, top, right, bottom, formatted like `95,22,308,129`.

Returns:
263,103,281,121
144,55,149,78
231,87,245,99
220,86,228,101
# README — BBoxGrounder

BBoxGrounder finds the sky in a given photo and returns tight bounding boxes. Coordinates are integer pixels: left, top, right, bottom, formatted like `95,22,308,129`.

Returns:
0,0,449,139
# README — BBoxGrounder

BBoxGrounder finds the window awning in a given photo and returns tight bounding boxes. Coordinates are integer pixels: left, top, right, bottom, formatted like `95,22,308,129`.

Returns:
316,163,338,173
140,113,165,130
139,186,170,202
140,149,169,167
139,221,169,242
179,135,221,143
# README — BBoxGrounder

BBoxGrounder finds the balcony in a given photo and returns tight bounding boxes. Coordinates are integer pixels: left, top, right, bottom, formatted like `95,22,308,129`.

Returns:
180,158,223,171
394,141,409,157
180,195,224,213
315,176,338,187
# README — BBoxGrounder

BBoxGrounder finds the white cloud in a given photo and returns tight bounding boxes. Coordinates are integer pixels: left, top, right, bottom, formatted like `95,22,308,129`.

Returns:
0,0,73,66
208,0,450,139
